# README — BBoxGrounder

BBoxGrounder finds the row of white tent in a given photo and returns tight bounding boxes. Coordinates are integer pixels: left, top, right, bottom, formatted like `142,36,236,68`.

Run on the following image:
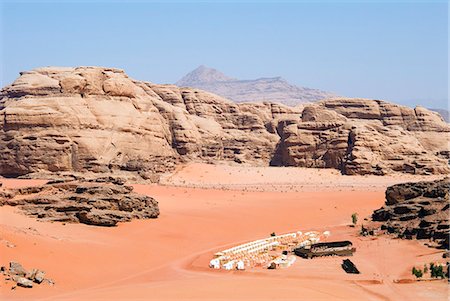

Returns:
209,230,329,270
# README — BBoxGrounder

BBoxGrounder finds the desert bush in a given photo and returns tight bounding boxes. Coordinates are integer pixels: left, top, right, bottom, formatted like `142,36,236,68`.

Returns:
351,213,358,226
412,267,423,278
430,263,445,278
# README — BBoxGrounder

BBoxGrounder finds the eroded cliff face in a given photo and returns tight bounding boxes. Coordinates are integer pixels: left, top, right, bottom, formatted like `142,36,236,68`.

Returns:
372,178,449,249
0,67,448,177
0,67,289,177
274,99,450,175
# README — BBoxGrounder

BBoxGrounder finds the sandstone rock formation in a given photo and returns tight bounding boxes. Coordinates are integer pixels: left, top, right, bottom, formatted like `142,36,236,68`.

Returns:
1,261,51,289
273,99,450,175
430,108,449,123
0,181,159,226
372,178,449,249
176,65,336,105
0,66,448,177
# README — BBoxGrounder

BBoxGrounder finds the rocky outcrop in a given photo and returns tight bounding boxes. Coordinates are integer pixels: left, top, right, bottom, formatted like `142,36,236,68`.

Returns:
273,100,450,175
0,181,159,226
430,108,449,123
1,262,52,289
0,67,448,177
372,178,449,249
0,67,290,177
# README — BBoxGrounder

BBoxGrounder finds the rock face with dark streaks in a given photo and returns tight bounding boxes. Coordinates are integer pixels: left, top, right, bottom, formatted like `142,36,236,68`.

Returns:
0,66,448,177
372,178,450,249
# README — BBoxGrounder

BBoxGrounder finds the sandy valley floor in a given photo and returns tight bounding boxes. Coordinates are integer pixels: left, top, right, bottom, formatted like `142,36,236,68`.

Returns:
0,164,448,300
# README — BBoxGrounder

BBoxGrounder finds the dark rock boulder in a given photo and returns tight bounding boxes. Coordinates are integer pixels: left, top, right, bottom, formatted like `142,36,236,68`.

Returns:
372,178,449,249
385,185,422,205
372,208,392,221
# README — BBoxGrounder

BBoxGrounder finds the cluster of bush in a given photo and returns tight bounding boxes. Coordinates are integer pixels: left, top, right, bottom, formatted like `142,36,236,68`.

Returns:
411,266,423,278
411,262,447,279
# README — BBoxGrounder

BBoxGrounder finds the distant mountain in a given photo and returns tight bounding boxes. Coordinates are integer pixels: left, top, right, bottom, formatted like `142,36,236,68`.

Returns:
176,66,336,106
429,108,449,123
176,65,235,85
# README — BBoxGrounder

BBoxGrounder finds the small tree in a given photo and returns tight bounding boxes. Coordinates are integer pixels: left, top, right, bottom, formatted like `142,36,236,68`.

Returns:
430,263,436,277
435,265,444,278
412,267,423,278
351,213,358,226
416,269,423,278
270,232,276,237
423,264,428,274
430,264,445,278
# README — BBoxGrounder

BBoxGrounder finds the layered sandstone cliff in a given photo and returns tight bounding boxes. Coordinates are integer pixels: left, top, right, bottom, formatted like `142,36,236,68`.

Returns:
0,67,448,177
273,99,450,175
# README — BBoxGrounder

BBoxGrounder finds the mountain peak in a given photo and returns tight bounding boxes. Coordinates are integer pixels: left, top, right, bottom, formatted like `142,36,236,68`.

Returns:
176,66,235,86
175,67,337,106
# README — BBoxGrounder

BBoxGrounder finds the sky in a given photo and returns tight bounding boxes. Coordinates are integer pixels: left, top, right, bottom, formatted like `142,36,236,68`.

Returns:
0,0,448,109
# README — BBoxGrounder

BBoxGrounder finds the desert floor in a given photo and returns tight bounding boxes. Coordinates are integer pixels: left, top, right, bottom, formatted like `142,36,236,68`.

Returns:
0,163,448,300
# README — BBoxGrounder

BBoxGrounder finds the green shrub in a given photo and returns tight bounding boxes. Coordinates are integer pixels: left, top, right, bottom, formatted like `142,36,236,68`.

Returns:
351,213,358,226
430,263,436,277
412,267,423,278
436,266,444,278
430,263,445,278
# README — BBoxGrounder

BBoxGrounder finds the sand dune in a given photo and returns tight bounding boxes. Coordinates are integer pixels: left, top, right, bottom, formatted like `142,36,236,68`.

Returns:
0,166,447,300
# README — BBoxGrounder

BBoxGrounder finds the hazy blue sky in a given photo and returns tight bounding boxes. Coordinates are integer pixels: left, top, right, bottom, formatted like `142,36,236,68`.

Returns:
0,1,448,109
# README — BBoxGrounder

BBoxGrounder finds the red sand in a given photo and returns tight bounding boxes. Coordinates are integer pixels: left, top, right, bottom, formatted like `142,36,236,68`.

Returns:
161,163,444,192
0,167,448,300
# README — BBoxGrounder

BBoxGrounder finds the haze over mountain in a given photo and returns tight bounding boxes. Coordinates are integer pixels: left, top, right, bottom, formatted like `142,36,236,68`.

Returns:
176,66,336,106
